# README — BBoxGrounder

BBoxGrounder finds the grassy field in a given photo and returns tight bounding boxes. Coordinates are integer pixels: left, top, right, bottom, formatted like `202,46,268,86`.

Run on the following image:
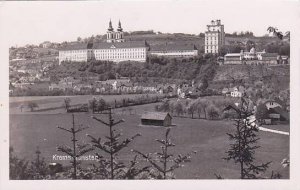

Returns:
9,102,289,179
9,94,164,114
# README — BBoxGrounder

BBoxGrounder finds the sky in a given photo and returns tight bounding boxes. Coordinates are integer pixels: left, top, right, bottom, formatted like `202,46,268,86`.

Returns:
0,0,298,47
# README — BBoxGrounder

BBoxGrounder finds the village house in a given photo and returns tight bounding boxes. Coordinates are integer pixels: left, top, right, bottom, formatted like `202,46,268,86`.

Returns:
265,106,289,124
141,86,157,93
12,82,32,89
141,112,172,127
229,86,245,97
221,87,229,96
73,84,93,92
49,77,77,91
95,78,134,93
259,99,289,124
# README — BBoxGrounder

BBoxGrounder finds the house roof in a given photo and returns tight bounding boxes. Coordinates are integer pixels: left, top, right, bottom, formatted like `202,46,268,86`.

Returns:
225,53,241,57
93,41,148,49
141,112,171,121
265,98,287,108
149,42,197,51
261,53,278,57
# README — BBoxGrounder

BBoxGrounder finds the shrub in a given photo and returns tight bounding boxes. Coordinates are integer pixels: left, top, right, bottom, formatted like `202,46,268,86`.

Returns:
206,105,220,120
27,102,39,112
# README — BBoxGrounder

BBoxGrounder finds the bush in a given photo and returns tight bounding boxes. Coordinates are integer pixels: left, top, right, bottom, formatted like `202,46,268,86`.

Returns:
206,105,220,120
27,102,39,112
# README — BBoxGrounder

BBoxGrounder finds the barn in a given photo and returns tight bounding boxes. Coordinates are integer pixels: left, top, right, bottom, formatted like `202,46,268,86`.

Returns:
141,112,172,127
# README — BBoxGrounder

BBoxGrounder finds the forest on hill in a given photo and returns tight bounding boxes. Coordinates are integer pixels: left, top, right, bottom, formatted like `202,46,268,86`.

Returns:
49,55,218,85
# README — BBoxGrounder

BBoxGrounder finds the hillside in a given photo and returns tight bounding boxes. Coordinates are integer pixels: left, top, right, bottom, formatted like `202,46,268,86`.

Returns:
47,56,218,85
211,64,290,91
214,64,289,81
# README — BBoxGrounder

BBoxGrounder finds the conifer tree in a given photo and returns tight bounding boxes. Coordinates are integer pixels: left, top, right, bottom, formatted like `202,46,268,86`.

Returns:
133,128,196,179
222,98,271,179
29,146,49,179
87,107,149,179
56,114,93,179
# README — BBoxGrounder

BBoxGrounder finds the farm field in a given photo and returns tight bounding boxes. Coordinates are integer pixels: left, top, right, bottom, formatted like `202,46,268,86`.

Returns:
9,94,164,114
9,102,289,179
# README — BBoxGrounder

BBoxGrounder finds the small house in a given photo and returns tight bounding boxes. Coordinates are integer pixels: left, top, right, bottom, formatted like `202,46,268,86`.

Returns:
230,87,243,97
141,112,172,127
267,106,289,123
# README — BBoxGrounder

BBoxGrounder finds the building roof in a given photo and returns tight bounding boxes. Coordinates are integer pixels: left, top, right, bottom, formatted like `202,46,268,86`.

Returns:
141,112,171,121
59,41,148,51
264,98,286,107
261,53,278,57
149,43,197,51
93,41,148,49
59,43,89,51
225,53,241,57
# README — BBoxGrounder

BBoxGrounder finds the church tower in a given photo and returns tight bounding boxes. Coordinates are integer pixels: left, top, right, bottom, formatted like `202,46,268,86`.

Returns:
115,20,125,42
107,19,115,43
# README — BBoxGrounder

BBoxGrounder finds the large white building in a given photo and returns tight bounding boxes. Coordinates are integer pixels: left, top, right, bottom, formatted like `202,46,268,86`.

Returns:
205,19,225,54
59,20,148,64
93,41,148,62
59,43,93,64
59,20,199,64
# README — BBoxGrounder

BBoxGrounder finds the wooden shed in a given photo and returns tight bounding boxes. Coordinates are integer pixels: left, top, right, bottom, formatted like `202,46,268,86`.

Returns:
141,112,172,127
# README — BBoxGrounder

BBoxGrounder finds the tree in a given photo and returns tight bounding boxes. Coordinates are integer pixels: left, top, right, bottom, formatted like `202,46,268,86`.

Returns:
63,98,71,111
56,114,92,179
133,128,196,179
174,101,183,116
206,105,220,120
29,146,49,179
255,103,269,123
97,98,106,113
87,108,147,179
88,97,97,113
222,98,271,179
187,100,197,119
267,27,284,40
27,102,39,112
198,99,210,119
195,99,203,118
9,147,30,179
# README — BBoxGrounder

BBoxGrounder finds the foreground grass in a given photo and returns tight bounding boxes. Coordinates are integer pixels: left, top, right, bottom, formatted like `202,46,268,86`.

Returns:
9,111,289,179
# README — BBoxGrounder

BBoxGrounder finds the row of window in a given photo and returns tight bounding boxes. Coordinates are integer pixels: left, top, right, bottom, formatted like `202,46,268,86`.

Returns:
150,50,196,53
95,54,145,59
95,48,145,53
205,50,218,53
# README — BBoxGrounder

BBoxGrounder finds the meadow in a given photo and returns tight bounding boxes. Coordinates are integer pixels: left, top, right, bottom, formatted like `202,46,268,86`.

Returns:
9,101,289,179
9,94,164,114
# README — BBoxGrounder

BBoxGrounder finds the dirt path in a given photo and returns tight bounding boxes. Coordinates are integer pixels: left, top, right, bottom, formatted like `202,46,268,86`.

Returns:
258,126,289,136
